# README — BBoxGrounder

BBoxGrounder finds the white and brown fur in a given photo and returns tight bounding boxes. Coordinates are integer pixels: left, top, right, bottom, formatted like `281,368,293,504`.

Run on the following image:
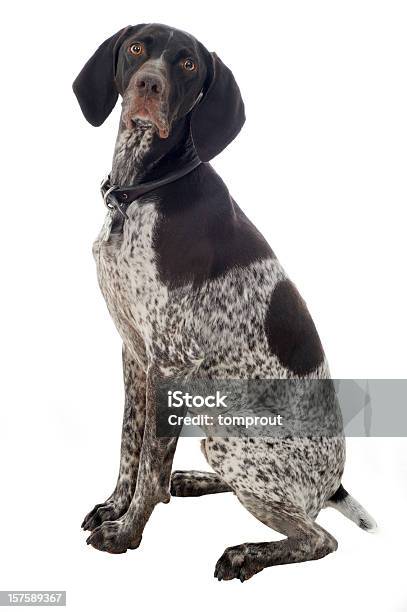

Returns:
75,23,376,581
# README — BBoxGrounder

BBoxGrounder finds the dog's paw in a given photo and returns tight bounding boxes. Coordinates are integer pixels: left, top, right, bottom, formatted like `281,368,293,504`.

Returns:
214,545,263,582
86,520,141,554
170,471,196,497
81,499,127,531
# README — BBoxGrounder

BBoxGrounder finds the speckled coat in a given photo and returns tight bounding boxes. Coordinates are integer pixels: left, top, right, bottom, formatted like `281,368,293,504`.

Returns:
74,24,376,581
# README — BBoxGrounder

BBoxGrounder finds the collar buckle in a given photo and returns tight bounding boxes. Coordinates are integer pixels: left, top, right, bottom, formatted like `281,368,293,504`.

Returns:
100,175,117,208
101,176,129,220
100,174,111,195
103,184,119,210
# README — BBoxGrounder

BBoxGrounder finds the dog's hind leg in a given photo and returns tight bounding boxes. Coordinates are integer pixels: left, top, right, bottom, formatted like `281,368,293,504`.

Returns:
203,435,342,581
215,494,338,581
171,439,232,496
171,471,232,497
82,344,146,531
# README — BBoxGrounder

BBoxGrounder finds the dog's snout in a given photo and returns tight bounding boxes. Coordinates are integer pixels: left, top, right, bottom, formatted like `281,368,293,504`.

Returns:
124,63,169,137
136,73,163,97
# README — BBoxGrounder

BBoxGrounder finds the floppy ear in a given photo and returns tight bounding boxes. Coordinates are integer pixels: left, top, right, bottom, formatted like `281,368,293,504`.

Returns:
72,26,132,126
190,53,245,162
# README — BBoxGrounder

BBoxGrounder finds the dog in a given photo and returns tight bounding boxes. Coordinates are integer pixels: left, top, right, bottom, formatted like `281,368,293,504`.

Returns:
73,22,376,581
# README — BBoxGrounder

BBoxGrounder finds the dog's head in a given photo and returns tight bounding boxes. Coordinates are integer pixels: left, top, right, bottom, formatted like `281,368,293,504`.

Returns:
73,23,245,161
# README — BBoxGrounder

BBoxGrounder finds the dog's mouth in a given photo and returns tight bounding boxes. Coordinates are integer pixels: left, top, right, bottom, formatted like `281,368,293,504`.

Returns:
125,101,170,139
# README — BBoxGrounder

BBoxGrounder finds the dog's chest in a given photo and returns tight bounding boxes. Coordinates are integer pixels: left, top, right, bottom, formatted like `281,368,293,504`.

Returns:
92,200,168,356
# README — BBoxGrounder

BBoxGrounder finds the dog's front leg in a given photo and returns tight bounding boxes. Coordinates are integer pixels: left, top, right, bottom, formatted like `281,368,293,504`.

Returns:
82,344,146,531
87,366,182,554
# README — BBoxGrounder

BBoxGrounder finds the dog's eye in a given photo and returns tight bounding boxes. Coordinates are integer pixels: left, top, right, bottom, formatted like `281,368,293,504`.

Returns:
183,59,196,72
129,42,144,56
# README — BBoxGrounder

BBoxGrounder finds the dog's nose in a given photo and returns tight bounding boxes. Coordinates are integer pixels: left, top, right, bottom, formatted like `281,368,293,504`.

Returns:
136,74,163,97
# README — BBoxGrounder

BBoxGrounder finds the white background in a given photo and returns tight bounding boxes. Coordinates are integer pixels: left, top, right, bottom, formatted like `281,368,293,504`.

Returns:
1,0,407,610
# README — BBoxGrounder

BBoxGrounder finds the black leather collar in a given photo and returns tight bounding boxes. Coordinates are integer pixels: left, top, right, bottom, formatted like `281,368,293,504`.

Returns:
101,157,202,235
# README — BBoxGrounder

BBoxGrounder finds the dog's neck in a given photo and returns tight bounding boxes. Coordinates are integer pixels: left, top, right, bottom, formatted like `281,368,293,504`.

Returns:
111,121,155,185
111,116,199,186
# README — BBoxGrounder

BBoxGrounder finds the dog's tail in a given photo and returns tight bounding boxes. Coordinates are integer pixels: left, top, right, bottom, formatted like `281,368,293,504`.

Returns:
326,484,377,532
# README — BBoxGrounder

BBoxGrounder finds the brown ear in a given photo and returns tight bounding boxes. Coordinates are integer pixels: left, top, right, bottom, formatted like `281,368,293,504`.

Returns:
72,26,132,126
190,53,245,162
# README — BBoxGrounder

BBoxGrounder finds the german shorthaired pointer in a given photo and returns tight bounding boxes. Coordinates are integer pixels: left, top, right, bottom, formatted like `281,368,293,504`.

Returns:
73,23,376,581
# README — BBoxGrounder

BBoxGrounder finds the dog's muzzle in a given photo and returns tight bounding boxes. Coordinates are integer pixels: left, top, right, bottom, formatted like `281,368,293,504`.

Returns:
123,66,170,138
